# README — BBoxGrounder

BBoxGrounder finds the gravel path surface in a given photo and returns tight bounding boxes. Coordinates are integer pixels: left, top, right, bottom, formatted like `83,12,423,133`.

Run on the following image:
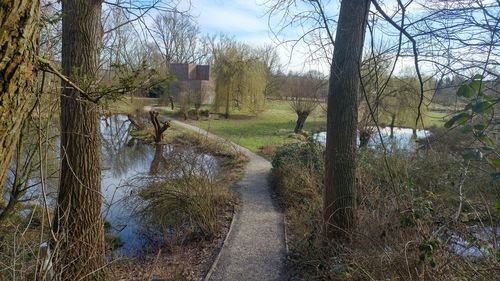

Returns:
171,120,286,281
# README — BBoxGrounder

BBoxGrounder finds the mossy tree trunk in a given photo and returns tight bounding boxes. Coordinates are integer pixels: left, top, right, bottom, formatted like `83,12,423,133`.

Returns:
0,0,39,204
52,0,106,279
324,0,370,239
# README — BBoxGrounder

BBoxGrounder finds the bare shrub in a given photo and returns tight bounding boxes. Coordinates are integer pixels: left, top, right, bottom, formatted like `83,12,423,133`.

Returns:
138,133,248,248
272,141,499,280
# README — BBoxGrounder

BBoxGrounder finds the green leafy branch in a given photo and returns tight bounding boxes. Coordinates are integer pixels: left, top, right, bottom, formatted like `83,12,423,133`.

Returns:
444,74,499,183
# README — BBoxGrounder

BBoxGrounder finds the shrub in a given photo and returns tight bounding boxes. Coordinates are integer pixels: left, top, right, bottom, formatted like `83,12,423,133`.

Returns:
271,139,324,207
272,139,499,280
272,139,324,174
140,174,230,242
138,133,248,247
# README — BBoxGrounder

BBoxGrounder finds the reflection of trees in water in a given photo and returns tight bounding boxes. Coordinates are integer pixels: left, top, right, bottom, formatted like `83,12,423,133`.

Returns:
101,115,149,177
4,121,60,205
148,145,218,179
149,145,167,175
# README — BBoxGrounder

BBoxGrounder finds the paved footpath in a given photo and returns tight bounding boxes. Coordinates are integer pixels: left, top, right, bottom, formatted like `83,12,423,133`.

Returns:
171,120,286,281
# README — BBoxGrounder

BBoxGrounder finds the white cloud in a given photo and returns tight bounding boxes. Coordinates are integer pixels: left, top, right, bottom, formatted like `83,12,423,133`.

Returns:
186,0,332,73
191,0,268,33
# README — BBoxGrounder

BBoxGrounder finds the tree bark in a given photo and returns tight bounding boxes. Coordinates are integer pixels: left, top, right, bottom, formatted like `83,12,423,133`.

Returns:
294,112,309,134
0,0,39,204
52,1,106,279
149,110,170,143
324,0,370,239
224,90,230,119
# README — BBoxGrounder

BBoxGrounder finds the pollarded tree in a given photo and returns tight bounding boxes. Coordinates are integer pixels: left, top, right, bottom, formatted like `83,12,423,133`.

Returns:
52,0,106,279
0,0,39,204
213,46,267,118
284,73,326,134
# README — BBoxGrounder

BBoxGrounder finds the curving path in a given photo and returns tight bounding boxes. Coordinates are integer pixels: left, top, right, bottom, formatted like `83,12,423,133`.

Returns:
171,120,286,281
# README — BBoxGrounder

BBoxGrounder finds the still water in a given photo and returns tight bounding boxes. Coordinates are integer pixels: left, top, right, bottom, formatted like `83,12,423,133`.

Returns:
314,127,431,151
100,115,217,255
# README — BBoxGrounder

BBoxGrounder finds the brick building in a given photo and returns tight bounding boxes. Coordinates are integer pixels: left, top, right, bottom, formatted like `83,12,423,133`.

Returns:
169,63,215,104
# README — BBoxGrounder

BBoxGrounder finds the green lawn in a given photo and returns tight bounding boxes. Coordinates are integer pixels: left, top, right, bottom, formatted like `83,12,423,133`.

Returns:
377,110,448,128
189,100,327,153
422,111,449,127
108,98,448,154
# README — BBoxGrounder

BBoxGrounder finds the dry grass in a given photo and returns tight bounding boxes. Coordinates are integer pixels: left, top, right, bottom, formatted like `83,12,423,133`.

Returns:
139,174,233,242
110,132,249,280
272,140,499,280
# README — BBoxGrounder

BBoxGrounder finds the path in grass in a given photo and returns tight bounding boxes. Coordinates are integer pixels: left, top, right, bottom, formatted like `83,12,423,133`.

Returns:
171,120,286,281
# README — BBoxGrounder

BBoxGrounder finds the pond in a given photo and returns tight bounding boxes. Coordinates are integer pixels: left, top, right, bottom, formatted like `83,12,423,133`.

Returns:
4,114,218,256
314,126,431,151
448,226,500,257
100,115,218,255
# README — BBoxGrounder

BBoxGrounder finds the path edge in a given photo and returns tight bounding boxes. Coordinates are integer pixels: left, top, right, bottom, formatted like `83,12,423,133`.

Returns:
171,119,288,279
203,208,238,281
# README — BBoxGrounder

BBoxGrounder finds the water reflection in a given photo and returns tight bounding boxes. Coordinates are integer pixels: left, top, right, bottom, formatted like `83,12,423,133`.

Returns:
149,145,168,175
314,127,431,151
99,115,218,256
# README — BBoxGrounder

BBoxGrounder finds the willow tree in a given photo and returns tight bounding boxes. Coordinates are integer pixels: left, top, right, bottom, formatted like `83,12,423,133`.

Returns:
324,0,370,238
52,0,106,279
380,75,433,137
357,51,392,147
213,46,267,118
0,0,39,204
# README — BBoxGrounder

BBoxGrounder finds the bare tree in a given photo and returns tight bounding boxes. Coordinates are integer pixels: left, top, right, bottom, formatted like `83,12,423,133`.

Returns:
256,45,284,97
151,11,201,65
0,0,39,204
285,73,325,134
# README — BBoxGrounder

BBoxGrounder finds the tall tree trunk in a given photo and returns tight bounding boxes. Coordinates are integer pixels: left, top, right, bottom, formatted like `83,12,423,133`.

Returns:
52,1,106,279
224,89,230,119
0,0,39,204
324,0,370,239
294,112,309,134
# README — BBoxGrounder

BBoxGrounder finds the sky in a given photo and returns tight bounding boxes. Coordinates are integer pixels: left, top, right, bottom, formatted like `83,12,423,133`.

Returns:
183,0,423,75
173,0,498,77
186,0,333,73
